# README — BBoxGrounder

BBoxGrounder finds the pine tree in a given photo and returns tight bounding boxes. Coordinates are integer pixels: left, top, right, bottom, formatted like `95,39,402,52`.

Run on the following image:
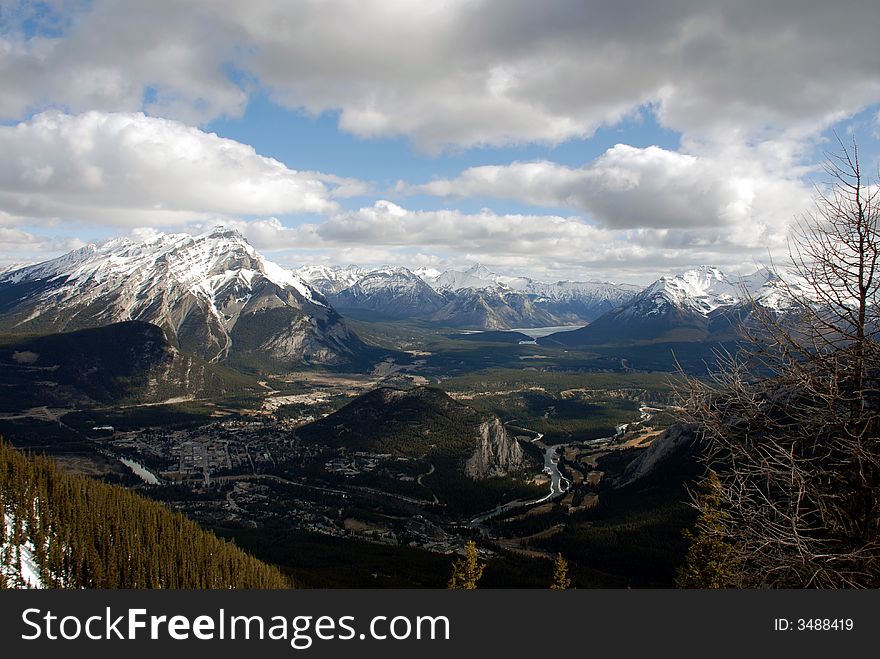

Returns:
550,553,571,590
447,540,485,589
676,472,741,588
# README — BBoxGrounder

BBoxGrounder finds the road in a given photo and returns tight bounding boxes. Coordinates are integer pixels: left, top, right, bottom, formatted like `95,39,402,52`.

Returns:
416,463,439,504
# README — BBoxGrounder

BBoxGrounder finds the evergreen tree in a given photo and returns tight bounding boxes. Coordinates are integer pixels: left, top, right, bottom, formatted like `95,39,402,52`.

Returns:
676,472,740,588
0,439,290,589
447,540,485,589
550,553,571,590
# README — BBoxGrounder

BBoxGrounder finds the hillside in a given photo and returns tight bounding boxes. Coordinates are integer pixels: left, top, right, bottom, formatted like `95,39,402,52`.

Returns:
299,387,519,464
0,321,257,411
0,440,289,588
297,387,538,512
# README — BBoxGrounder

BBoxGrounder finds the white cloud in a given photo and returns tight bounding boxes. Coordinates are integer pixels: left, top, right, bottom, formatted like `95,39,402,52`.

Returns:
1,2,874,281
215,201,787,281
0,210,85,267
0,111,361,225
2,1,880,151
0,2,246,124
406,144,813,233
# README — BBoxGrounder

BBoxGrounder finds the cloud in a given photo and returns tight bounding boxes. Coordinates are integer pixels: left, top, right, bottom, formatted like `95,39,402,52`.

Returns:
0,110,362,225
0,1,247,124
2,1,880,150
217,201,788,281
1,2,873,281
406,144,813,232
0,210,86,268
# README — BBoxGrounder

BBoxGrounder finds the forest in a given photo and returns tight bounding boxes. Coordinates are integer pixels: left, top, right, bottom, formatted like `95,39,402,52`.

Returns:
0,439,289,589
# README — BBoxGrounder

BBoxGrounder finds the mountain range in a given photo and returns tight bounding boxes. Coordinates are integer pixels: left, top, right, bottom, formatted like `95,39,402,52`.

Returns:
539,265,800,347
296,262,641,329
0,229,804,375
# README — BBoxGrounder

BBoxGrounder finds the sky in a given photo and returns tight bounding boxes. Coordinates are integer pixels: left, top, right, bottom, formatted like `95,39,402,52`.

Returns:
1,0,880,284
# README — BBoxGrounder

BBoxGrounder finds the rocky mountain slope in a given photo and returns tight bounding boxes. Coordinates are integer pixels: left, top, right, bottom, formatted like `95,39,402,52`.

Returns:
327,267,447,319
464,417,526,479
0,228,371,370
616,423,700,488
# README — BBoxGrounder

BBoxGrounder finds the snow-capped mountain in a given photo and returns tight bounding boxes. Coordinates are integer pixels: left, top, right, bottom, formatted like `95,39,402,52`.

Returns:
424,264,502,292
412,266,443,280
431,287,563,329
628,266,801,318
296,262,640,328
421,264,640,326
637,266,753,316
540,265,798,347
422,263,540,292
0,228,369,368
0,261,33,276
294,264,366,295
329,266,447,318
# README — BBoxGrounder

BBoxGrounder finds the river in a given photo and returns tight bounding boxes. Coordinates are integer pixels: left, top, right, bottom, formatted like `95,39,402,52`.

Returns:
468,431,571,526
468,403,659,526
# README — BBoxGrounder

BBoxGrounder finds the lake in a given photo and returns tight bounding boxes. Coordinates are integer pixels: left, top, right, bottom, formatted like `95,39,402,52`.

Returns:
505,325,584,339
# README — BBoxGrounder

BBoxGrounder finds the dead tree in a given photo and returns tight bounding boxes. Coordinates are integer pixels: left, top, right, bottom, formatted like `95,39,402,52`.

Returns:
683,137,880,588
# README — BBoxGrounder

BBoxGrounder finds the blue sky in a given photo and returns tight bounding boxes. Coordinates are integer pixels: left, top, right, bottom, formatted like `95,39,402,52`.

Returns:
207,93,685,221
1,1,880,283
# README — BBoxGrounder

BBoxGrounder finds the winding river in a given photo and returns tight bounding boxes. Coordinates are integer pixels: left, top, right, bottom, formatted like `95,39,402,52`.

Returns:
468,431,571,526
468,404,658,527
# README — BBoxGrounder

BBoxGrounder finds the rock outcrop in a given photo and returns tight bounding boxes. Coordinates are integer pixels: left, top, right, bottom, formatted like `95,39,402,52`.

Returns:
465,418,527,479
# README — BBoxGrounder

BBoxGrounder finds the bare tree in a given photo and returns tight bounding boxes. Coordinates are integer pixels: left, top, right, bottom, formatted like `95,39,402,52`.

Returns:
682,137,880,588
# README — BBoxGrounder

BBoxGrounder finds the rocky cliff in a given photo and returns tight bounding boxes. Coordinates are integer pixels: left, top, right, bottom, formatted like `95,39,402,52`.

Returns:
465,417,527,479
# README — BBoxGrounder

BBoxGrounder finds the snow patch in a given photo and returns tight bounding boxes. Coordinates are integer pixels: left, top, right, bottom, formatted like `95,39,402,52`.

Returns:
261,257,326,306
2,511,45,588
119,458,160,485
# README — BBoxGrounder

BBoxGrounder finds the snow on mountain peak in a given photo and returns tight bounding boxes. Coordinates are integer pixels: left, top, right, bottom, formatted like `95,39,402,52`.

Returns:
294,264,368,295
206,225,246,240
1,227,326,326
638,265,798,316
412,266,443,280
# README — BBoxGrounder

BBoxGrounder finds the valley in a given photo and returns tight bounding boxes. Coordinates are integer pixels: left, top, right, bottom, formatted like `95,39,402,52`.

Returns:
0,336,687,586
1,0,872,605
0,231,770,587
